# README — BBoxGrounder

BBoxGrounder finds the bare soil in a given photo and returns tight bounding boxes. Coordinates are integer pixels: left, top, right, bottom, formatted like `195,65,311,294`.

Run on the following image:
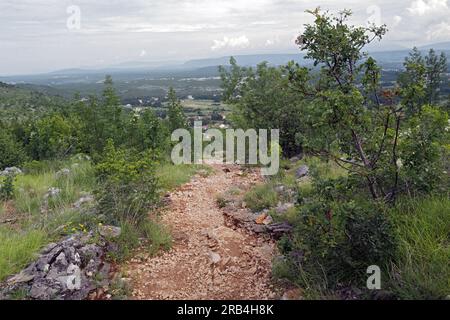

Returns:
123,164,281,300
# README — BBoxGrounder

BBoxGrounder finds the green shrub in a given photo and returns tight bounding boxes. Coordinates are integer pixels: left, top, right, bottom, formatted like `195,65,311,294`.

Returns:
22,160,61,175
107,221,141,262
24,114,75,161
42,208,100,237
276,196,396,291
0,130,27,170
158,163,210,192
14,159,95,216
95,140,159,226
216,195,228,208
337,202,397,279
0,174,15,201
106,219,172,262
398,105,450,195
94,141,173,260
0,227,47,281
389,197,450,299
244,183,278,212
141,220,172,256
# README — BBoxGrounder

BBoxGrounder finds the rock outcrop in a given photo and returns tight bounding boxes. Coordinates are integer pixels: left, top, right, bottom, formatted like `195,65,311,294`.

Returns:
295,165,309,179
0,167,22,176
0,227,121,300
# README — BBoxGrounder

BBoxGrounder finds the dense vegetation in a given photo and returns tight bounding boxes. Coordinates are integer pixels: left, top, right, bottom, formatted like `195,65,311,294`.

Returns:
1,7,449,300
221,9,449,299
0,75,207,282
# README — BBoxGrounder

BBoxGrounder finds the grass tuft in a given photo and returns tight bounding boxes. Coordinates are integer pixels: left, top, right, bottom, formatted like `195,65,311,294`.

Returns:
158,164,212,192
0,227,46,281
389,196,450,299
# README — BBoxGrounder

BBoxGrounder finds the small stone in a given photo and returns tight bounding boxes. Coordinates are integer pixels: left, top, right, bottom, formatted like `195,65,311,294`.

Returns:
262,215,273,225
208,251,221,264
98,225,122,238
274,184,285,193
0,167,22,176
295,165,309,179
44,187,61,199
56,168,71,178
255,213,268,225
275,202,295,215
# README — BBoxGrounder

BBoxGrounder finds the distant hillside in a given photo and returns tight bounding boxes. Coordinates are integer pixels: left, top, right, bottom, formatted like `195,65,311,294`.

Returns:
2,43,450,84
0,82,66,112
184,49,450,70
419,41,450,51
183,54,307,68
0,44,448,103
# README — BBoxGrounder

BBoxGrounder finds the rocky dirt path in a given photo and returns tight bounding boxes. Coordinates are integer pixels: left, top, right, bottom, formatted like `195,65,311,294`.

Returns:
123,164,279,300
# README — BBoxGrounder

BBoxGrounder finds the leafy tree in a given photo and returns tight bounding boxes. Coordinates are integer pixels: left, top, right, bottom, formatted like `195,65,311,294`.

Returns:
0,174,15,201
166,87,187,132
296,8,387,91
0,128,27,169
127,109,168,153
296,9,449,201
425,49,448,105
102,75,124,145
24,114,75,160
293,9,397,200
270,10,448,294
220,60,306,156
71,77,127,155
95,139,159,225
71,95,102,155
398,105,450,194
102,75,121,107
398,48,448,113
398,48,427,115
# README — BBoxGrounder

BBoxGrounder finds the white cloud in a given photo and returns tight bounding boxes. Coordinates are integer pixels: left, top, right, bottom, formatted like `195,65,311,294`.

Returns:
251,21,278,26
265,35,281,47
1,0,450,74
139,49,147,57
393,15,403,27
211,35,250,51
407,0,448,16
426,21,450,40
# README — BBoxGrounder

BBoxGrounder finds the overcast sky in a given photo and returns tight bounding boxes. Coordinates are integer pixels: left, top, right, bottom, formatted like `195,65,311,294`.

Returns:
1,0,449,75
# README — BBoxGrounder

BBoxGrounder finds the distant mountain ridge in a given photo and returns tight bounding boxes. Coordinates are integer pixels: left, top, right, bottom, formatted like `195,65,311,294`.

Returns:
182,45,450,69
418,41,450,51
182,54,306,69
1,42,449,82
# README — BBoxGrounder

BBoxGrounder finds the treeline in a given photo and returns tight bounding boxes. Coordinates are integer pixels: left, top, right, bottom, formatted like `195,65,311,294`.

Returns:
0,78,187,168
0,78,188,255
